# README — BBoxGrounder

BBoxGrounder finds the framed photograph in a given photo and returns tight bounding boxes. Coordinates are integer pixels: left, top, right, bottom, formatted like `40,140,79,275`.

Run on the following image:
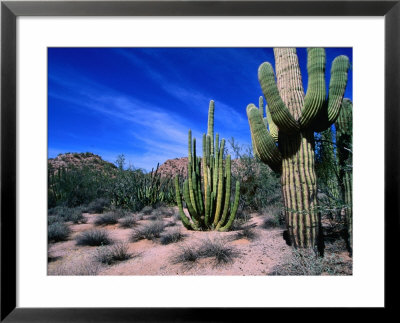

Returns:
1,0,398,321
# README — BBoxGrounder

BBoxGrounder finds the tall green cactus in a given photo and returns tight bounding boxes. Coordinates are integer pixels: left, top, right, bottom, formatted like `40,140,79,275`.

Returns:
175,100,240,231
247,48,349,252
335,98,353,254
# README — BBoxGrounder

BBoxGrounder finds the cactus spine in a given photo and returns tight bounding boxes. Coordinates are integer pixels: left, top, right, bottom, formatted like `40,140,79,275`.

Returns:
247,48,349,252
335,98,353,254
175,100,240,231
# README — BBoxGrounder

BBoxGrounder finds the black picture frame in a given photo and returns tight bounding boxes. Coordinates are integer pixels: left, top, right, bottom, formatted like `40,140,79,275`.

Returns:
1,0,398,321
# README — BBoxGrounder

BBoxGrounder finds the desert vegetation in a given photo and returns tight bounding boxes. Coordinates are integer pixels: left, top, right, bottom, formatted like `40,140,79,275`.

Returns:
48,47,352,276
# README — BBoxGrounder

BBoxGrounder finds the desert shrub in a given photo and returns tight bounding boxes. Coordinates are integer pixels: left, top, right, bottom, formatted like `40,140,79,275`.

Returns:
160,229,184,245
48,163,113,208
164,220,177,227
48,156,176,212
270,249,351,276
131,221,165,242
48,206,86,224
141,205,153,215
75,229,112,246
86,198,110,214
48,206,68,216
95,243,131,265
94,209,127,226
48,206,73,218
94,213,119,226
119,215,137,228
48,222,71,242
228,139,282,212
157,206,175,218
233,227,258,241
68,207,87,224
48,215,62,225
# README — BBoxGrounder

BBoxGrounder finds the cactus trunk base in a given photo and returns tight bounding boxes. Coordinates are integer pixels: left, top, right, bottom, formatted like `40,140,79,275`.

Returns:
281,131,323,254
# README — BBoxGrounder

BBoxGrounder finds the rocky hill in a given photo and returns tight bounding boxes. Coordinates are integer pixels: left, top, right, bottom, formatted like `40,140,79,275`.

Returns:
156,157,188,177
156,157,251,178
48,152,117,172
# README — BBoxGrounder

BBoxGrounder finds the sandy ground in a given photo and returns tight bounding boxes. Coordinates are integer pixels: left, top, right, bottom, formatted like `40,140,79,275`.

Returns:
48,207,351,276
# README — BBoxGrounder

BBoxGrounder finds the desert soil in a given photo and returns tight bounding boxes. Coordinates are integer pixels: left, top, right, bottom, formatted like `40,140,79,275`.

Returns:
48,207,349,276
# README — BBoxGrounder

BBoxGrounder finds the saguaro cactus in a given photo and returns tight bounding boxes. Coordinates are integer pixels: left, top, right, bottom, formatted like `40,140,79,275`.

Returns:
247,48,349,252
175,100,240,231
335,98,353,254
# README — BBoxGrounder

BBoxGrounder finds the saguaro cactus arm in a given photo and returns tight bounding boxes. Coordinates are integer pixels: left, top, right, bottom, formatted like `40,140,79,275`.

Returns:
247,104,282,173
264,103,279,142
300,48,326,128
258,62,300,134
326,56,351,123
313,55,350,132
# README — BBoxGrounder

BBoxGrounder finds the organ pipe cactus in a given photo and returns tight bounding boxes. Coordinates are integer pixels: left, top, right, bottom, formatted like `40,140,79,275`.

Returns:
247,48,350,252
335,98,353,254
175,100,240,231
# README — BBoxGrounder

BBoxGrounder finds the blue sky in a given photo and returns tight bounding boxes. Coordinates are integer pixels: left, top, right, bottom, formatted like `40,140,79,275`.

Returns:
48,47,352,172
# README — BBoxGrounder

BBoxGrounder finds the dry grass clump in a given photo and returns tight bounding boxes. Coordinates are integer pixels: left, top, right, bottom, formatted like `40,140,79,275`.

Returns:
231,210,252,231
233,226,258,241
130,221,165,242
270,249,352,276
119,215,137,228
171,245,200,269
48,259,101,276
164,220,177,227
260,206,285,229
160,229,184,245
157,206,176,218
48,222,71,242
94,209,127,226
198,239,239,266
172,238,239,268
48,206,87,224
75,229,112,246
261,214,281,229
95,243,132,265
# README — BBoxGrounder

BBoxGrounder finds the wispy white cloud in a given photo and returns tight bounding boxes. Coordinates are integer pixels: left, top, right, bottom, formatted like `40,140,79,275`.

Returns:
49,75,207,171
49,49,255,170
